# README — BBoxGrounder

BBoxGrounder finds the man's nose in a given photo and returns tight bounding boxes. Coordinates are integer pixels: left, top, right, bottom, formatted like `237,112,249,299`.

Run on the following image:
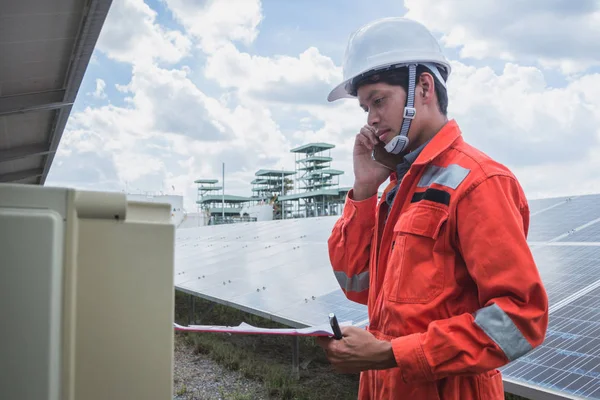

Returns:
367,109,379,127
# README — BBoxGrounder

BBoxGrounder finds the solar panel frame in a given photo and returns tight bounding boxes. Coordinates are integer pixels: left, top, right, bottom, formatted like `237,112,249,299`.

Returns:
503,377,589,400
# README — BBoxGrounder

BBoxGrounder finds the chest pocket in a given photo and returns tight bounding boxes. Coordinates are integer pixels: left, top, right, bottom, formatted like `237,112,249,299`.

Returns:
385,203,449,304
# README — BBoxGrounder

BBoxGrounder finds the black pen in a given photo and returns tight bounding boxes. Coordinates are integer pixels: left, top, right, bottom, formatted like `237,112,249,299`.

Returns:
329,313,343,340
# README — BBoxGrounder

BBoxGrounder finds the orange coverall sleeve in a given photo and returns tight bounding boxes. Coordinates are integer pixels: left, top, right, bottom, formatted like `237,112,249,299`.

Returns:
327,189,378,305
391,174,549,383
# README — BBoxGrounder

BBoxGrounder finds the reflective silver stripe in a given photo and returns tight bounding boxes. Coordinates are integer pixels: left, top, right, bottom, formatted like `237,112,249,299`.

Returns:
474,303,533,361
417,164,470,189
334,270,369,292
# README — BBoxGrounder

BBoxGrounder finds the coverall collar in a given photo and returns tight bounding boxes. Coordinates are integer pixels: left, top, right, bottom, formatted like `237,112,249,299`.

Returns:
389,119,461,182
385,139,430,210
395,139,428,176
412,119,462,166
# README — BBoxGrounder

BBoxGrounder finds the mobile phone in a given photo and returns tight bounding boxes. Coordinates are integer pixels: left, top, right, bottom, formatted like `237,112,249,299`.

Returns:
371,141,403,171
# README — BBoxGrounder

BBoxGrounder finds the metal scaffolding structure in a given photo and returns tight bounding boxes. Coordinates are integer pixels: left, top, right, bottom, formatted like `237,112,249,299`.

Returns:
250,169,296,219
279,188,351,218
251,169,295,200
291,143,342,191
196,143,351,222
281,143,347,218
194,179,221,210
194,178,254,225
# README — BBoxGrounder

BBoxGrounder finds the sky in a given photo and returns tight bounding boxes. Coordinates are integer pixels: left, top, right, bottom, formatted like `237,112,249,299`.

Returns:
45,0,600,212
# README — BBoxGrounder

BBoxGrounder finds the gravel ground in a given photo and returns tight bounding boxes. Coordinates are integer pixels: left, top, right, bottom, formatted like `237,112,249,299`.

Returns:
173,334,268,400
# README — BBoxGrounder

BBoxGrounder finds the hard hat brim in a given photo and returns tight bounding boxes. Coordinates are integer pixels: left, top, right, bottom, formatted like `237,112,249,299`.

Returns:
327,80,354,102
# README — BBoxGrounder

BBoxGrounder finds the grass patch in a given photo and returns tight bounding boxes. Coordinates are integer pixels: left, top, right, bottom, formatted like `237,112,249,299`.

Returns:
179,329,356,400
506,395,530,400
175,291,358,399
176,384,187,396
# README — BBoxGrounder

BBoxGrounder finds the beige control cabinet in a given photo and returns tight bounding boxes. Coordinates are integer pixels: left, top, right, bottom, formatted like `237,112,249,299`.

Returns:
0,183,175,400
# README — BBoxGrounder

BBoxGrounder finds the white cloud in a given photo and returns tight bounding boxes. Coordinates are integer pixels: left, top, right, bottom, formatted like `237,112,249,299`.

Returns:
442,61,600,199
89,79,107,99
113,152,165,183
165,0,341,106
50,59,293,210
164,0,263,53
116,63,236,141
446,62,600,167
404,0,600,74
97,0,191,65
205,43,341,105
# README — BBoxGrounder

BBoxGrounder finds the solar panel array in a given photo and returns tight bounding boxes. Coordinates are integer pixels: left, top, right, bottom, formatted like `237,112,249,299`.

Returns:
528,194,600,242
502,284,600,399
526,245,600,306
175,216,368,328
500,194,600,400
175,193,600,400
528,195,572,215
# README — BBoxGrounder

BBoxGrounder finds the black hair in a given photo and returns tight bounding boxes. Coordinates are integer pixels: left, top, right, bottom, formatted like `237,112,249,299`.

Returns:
351,64,448,115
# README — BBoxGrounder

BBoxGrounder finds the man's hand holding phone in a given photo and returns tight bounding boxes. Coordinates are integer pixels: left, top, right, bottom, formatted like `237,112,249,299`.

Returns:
352,125,398,201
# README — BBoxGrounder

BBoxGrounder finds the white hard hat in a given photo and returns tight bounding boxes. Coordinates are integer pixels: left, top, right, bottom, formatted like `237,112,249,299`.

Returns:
327,17,451,102
328,17,451,155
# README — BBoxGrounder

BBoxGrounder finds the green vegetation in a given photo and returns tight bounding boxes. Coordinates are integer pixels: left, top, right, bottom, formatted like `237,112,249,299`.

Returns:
174,291,530,400
506,395,529,400
175,291,358,400
176,385,187,396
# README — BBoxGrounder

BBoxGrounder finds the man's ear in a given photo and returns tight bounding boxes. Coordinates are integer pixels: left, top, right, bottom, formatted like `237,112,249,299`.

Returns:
418,72,435,104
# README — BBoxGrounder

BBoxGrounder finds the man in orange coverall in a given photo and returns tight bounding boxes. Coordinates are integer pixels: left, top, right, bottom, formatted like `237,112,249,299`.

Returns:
316,17,549,399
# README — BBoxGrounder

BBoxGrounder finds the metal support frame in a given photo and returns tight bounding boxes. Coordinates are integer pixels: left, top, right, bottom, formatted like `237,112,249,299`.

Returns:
291,336,300,380
189,295,196,325
503,378,586,400
0,101,73,117
41,0,113,185
0,168,44,183
0,144,52,163
0,90,70,117
186,293,217,325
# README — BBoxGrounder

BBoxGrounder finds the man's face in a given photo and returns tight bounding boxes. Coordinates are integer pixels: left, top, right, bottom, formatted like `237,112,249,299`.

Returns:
357,81,408,145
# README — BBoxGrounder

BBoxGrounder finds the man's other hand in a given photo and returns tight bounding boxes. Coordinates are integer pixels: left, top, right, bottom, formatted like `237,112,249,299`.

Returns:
315,326,397,373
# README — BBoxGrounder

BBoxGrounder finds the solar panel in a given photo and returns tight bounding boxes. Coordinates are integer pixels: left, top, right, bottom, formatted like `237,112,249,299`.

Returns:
528,195,600,242
276,289,368,328
530,245,600,306
502,283,600,399
528,196,572,215
557,222,600,243
174,216,368,328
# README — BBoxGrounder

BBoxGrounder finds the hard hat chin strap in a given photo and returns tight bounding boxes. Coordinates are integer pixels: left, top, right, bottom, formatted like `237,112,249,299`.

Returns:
384,63,417,155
